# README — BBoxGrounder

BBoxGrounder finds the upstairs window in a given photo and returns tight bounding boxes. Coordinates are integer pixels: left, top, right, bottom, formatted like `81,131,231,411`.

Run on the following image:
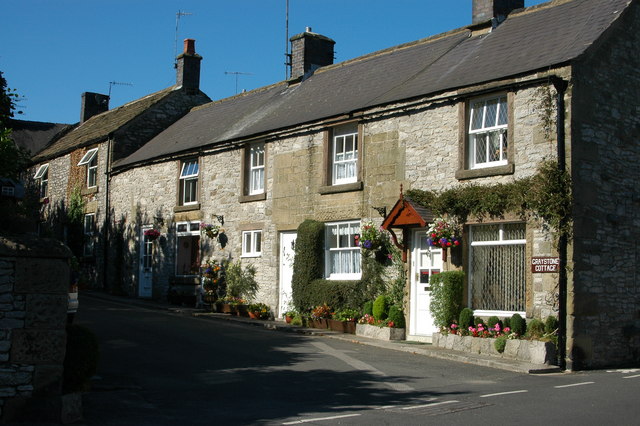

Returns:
34,164,49,198
468,95,508,169
248,143,265,195
325,221,361,280
242,230,262,257
331,125,358,185
78,148,98,188
179,159,199,206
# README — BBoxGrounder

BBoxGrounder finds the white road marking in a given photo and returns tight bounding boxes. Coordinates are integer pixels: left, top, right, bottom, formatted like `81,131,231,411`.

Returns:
311,341,414,391
401,400,459,410
282,413,361,424
480,390,528,398
554,382,594,388
623,374,640,379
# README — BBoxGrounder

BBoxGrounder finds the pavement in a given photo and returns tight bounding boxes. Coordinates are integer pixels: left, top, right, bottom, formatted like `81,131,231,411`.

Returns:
82,291,563,375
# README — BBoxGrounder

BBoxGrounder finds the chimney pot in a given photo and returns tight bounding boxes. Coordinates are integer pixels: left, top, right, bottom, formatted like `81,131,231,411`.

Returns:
184,38,196,55
176,38,202,92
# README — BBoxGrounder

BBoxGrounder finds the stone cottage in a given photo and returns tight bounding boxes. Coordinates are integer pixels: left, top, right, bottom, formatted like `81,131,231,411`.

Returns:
44,0,640,370
30,39,211,288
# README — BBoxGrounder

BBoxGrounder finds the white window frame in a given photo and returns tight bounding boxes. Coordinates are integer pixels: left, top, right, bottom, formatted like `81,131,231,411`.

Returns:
325,220,361,280
78,148,98,188
83,213,95,257
331,125,358,185
469,223,526,318
249,143,265,195
34,164,49,198
241,230,262,257
179,159,199,206
175,221,201,276
468,95,508,169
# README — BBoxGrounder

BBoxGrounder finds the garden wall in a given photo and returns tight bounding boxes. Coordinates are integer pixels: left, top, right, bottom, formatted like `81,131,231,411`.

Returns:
0,234,72,422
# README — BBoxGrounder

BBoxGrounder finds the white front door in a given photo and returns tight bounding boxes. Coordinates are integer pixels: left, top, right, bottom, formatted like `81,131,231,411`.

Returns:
138,225,153,298
410,230,443,339
278,231,297,317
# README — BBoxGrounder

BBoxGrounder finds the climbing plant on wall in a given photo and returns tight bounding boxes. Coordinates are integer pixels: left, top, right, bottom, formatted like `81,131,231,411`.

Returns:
406,160,572,244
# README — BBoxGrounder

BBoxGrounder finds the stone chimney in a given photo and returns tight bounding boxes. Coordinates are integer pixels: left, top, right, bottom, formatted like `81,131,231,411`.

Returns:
176,38,202,92
289,27,335,80
80,92,109,123
472,0,524,25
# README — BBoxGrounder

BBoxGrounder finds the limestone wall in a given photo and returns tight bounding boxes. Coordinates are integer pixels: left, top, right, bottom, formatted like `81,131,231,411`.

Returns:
0,235,71,421
569,1,640,368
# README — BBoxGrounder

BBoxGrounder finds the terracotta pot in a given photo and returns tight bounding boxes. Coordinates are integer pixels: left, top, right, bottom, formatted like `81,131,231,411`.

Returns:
221,304,236,314
249,311,261,320
285,315,293,324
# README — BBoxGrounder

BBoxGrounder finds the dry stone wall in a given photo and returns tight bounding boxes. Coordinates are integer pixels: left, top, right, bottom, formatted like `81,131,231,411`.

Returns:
0,235,71,422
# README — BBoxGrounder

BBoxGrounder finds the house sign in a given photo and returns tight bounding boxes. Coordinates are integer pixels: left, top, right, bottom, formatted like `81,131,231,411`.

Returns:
531,257,560,273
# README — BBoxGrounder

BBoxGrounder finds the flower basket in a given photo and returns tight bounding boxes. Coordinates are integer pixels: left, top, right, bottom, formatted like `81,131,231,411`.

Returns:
144,229,161,241
427,218,461,262
248,311,261,320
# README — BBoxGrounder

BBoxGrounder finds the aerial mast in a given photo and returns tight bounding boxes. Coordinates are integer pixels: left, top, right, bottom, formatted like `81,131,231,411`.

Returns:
174,10,193,68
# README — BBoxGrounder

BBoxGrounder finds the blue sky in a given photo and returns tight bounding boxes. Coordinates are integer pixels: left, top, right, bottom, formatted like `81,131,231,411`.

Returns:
2,0,548,124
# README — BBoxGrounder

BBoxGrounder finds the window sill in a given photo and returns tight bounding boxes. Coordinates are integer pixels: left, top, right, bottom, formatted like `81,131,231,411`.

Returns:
241,253,262,258
319,181,363,195
81,186,98,196
239,193,266,203
171,276,199,285
455,164,514,180
174,203,201,213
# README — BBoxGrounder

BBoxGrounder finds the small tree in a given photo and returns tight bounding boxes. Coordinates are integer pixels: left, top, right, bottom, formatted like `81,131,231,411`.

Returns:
224,260,259,301
429,271,464,329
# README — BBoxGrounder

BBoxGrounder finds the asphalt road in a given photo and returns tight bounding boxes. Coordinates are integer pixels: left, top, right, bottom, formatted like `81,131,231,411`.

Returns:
75,294,640,425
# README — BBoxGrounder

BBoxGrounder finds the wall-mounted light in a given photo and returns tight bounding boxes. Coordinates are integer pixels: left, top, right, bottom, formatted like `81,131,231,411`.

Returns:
215,215,224,226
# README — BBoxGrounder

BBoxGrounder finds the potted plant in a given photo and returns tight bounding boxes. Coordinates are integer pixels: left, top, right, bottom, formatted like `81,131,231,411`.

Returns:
310,304,332,329
283,310,297,324
248,302,271,320
332,308,360,334
427,217,461,261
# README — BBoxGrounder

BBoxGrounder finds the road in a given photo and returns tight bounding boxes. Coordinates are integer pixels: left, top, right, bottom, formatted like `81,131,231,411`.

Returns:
75,295,640,425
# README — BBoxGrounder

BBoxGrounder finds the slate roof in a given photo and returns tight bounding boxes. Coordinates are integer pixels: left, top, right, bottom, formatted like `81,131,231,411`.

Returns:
9,119,72,157
115,0,632,169
32,86,178,162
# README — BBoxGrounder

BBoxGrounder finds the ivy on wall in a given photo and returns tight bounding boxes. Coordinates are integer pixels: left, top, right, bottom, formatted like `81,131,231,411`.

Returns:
406,160,572,243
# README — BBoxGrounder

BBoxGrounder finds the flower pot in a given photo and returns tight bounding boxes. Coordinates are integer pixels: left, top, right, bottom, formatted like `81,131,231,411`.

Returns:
220,303,236,314
328,319,346,333
285,315,293,324
249,311,261,320
236,304,249,317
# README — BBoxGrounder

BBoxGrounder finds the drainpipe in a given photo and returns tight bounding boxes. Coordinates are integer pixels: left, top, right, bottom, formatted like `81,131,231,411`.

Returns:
103,135,113,294
551,76,569,370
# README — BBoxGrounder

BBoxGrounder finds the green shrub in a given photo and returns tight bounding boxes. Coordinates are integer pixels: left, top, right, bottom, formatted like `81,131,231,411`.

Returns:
545,316,559,335
510,313,526,336
429,271,464,329
458,308,474,330
373,295,390,321
494,336,507,353
387,305,405,328
363,300,374,316
291,219,325,311
486,316,502,330
503,316,511,329
291,313,303,326
526,319,545,339
63,324,100,393
225,260,259,301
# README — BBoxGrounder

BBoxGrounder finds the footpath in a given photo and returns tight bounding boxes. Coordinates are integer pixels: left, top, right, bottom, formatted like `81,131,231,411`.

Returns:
83,291,562,375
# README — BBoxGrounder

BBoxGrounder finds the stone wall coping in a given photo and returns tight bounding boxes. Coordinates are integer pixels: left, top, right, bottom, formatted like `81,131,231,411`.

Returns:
0,235,71,260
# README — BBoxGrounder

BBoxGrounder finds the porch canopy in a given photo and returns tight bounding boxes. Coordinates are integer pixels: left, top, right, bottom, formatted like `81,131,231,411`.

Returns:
381,191,434,262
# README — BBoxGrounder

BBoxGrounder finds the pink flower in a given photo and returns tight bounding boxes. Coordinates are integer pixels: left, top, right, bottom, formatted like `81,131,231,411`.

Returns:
451,324,458,330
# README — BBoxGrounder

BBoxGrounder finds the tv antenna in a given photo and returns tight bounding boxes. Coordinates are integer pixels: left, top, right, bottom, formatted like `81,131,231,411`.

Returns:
108,81,133,98
224,71,254,94
174,10,193,68
284,0,291,79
